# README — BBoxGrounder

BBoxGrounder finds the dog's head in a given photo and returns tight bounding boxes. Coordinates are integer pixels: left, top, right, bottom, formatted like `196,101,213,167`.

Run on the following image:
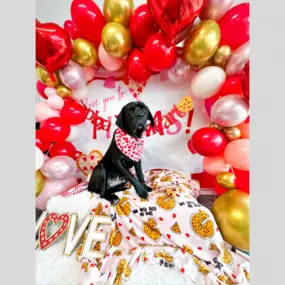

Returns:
115,102,154,138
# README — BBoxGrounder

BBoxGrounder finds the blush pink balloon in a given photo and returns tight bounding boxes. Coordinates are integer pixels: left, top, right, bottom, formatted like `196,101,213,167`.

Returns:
47,95,64,110
224,138,249,171
237,122,250,138
44,155,50,162
36,176,78,210
84,66,96,81
203,156,230,176
98,43,123,71
36,102,60,123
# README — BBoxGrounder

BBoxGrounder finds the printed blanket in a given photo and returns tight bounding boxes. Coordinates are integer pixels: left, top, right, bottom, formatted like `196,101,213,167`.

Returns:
76,170,250,285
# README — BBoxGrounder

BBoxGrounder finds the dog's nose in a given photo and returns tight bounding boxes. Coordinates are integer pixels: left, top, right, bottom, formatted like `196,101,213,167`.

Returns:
136,112,144,118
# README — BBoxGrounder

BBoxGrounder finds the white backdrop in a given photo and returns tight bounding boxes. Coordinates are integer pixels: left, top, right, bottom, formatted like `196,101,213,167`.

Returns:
36,0,247,180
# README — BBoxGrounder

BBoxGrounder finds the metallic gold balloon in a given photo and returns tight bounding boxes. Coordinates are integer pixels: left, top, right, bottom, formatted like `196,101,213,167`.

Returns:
102,22,132,58
103,0,134,27
223,126,241,141
213,45,232,68
36,170,45,197
72,38,98,67
216,171,236,189
36,66,60,88
56,85,72,98
211,189,249,251
183,20,221,66
209,122,223,130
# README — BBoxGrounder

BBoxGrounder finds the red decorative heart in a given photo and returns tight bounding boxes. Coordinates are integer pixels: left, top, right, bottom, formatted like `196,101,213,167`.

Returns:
167,234,171,239
118,223,122,227
159,217,164,221
185,233,190,238
39,213,70,250
127,236,131,240
90,264,95,268
232,274,236,279
181,249,185,254
147,0,205,42
36,21,72,74
180,267,185,273
172,213,176,218
129,219,132,223
198,247,202,250
141,237,145,241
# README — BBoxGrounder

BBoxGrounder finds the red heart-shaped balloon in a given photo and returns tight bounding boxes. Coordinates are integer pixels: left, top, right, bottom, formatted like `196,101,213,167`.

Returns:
64,20,80,41
147,0,205,42
71,0,105,45
241,61,250,100
36,20,72,74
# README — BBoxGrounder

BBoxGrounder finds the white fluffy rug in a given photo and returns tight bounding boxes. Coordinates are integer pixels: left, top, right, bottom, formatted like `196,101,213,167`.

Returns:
36,191,189,285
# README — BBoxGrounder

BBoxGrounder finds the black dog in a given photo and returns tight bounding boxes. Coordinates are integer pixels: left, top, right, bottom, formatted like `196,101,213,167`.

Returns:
88,102,154,204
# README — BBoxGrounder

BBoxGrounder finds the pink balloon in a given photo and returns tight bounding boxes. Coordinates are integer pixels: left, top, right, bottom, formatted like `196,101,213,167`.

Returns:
40,155,77,180
224,139,249,171
98,43,123,71
44,155,50,162
237,122,250,138
84,66,96,81
203,156,230,176
36,102,60,123
36,176,78,210
47,95,64,110
44,87,58,98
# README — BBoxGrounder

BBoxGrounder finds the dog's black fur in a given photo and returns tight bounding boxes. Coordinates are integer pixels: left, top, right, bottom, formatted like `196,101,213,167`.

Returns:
88,102,154,204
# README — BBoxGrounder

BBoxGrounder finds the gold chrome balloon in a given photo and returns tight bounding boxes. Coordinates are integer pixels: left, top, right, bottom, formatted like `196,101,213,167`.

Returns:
211,189,249,251
209,122,223,130
103,0,134,27
183,20,221,66
72,38,98,67
36,66,60,88
56,85,72,98
216,171,236,189
213,45,232,68
102,22,132,58
223,126,241,141
36,170,45,197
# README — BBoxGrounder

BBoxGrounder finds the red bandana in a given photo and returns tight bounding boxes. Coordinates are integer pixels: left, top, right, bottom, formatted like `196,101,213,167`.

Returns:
115,128,145,162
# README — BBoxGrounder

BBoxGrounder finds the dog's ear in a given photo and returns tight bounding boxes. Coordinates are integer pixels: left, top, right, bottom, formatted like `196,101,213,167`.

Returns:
147,107,155,127
115,107,125,129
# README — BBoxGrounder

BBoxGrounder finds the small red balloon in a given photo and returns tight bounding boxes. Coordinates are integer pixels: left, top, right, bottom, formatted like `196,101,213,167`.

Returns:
71,0,105,45
214,179,228,196
147,0,205,42
205,75,243,116
144,32,176,72
36,21,73,74
35,130,51,152
36,80,48,100
63,20,80,41
218,3,250,50
39,117,71,142
50,142,77,158
191,127,227,157
126,49,151,84
130,4,158,48
60,101,88,125
232,168,250,194
241,61,250,100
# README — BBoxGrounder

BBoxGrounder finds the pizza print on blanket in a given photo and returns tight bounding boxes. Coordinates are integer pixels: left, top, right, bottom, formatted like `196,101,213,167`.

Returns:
156,194,176,210
176,95,194,113
110,223,122,247
170,222,181,234
76,150,103,176
114,259,131,285
191,209,214,239
209,243,233,265
143,218,161,241
192,256,211,276
116,196,131,217
218,274,235,285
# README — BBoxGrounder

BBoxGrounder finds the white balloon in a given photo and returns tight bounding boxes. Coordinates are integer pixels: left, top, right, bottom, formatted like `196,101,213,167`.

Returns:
66,126,81,142
47,95,64,110
190,66,226,99
71,86,88,101
36,147,44,171
44,87,57,98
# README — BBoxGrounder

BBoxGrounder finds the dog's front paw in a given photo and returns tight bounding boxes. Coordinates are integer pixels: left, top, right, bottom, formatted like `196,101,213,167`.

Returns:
142,183,152,192
107,194,120,205
135,184,148,199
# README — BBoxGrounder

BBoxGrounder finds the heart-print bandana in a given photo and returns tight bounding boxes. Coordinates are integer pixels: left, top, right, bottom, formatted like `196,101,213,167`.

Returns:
115,128,145,162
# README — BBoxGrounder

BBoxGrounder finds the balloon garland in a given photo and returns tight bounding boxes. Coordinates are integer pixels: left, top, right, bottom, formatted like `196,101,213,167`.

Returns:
35,0,250,249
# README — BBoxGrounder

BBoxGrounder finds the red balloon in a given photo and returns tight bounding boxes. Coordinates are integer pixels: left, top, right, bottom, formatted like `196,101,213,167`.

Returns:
241,61,250,100
36,21,73,74
130,4,158,48
218,3,250,50
191,127,227,157
205,75,243,116
232,168,250,194
36,80,48,100
147,0,205,42
214,179,228,196
35,130,52,152
71,0,105,44
144,32,176,72
50,142,77,159
60,101,88,125
39,117,71,142
63,20,80,41
126,49,151,84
